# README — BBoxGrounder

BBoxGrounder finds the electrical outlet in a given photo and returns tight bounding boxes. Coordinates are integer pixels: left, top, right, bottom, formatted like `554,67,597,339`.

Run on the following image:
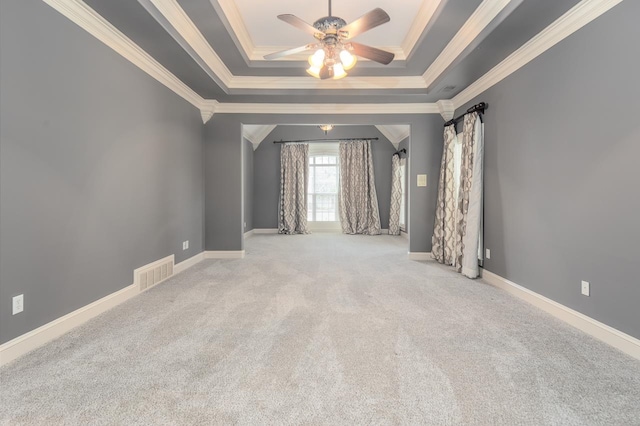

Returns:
182,240,189,250
485,248,491,259
13,294,24,315
185,240,189,249
581,280,590,297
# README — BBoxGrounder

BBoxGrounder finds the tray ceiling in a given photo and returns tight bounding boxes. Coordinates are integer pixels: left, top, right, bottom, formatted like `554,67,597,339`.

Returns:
62,0,610,112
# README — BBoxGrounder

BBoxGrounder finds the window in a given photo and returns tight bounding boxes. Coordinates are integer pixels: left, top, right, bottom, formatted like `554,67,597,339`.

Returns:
308,144,339,222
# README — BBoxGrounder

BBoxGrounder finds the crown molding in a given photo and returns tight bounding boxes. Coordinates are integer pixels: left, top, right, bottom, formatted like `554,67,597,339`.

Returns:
451,0,624,109
45,0,624,121
376,126,397,147
146,0,425,90
201,101,439,115
375,125,411,148
228,75,427,91
436,100,455,120
200,108,215,124
42,0,205,109
149,0,232,90
422,0,513,89
250,46,407,62
400,0,445,57
214,0,255,63
243,124,277,150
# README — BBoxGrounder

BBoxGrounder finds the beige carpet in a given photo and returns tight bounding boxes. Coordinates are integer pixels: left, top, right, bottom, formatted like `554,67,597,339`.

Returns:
1,233,639,425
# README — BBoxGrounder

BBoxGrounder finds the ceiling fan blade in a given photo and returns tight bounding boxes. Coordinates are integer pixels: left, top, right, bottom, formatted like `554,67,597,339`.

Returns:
263,44,316,60
349,42,395,65
277,14,325,38
339,8,390,40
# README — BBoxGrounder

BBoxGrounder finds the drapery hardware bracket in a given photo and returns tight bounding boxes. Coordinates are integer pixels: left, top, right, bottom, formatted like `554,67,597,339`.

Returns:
273,137,380,144
444,102,487,128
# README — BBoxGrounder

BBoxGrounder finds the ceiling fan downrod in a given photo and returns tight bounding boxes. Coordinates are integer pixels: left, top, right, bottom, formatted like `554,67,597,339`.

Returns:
328,0,332,17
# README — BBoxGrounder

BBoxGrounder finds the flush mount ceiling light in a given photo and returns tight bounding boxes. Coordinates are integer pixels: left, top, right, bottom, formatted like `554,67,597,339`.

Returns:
318,124,334,134
264,0,395,80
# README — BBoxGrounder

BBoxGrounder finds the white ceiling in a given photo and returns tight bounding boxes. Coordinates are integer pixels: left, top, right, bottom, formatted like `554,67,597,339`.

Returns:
232,0,423,49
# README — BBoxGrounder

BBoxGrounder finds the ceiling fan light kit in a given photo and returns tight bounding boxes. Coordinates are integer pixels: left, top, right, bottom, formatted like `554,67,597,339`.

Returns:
318,124,334,134
265,0,394,80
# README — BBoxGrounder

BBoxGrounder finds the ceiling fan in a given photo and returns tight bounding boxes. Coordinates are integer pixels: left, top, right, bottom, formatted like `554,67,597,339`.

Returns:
263,0,395,79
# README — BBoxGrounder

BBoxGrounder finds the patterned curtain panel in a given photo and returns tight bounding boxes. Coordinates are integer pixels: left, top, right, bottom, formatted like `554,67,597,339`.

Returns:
339,140,381,235
388,153,402,235
431,125,458,265
454,112,484,278
278,144,310,234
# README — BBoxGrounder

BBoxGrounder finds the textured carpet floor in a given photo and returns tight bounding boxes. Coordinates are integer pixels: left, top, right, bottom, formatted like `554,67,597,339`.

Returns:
1,234,639,425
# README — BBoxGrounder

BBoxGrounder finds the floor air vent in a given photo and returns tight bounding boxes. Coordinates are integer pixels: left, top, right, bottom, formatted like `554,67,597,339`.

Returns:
135,255,174,291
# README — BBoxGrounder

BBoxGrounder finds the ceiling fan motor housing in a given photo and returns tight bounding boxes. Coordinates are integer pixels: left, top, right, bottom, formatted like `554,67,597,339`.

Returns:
313,16,347,36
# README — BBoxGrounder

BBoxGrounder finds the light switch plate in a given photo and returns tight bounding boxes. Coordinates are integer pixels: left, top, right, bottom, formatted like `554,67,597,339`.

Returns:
417,174,427,187
485,248,491,259
13,294,24,315
581,280,590,296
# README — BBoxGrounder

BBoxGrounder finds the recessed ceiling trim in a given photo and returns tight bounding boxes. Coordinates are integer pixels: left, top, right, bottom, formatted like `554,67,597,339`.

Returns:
250,46,407,62
202,101,440,116
451,0,624,109
401,0,446,57
422,0,514,88
228,76,427,91
213,0,255,63
42,0,204,109
149,0,233,89
148,0,424,90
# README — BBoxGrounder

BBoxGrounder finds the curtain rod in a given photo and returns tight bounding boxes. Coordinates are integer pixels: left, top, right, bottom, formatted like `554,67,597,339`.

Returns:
273,137,379,144
444,102,487,128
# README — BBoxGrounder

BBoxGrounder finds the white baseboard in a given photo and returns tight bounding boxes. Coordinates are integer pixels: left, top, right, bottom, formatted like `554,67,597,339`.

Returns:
408,252,432,261
204,250,245,259
481,269,640,361
253,228,278,234
0,251,206,367
244,229,254,238
0,283,138,367
174,252,205,275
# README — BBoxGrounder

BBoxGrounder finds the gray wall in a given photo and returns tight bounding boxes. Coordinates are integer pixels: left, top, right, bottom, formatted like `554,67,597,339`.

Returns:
203,119,244,251
243,138,254,232
253,129,280,230
204,114,443,253
457,1,640,338
398,136,410,233
252,125,397,230
0,0,204,344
